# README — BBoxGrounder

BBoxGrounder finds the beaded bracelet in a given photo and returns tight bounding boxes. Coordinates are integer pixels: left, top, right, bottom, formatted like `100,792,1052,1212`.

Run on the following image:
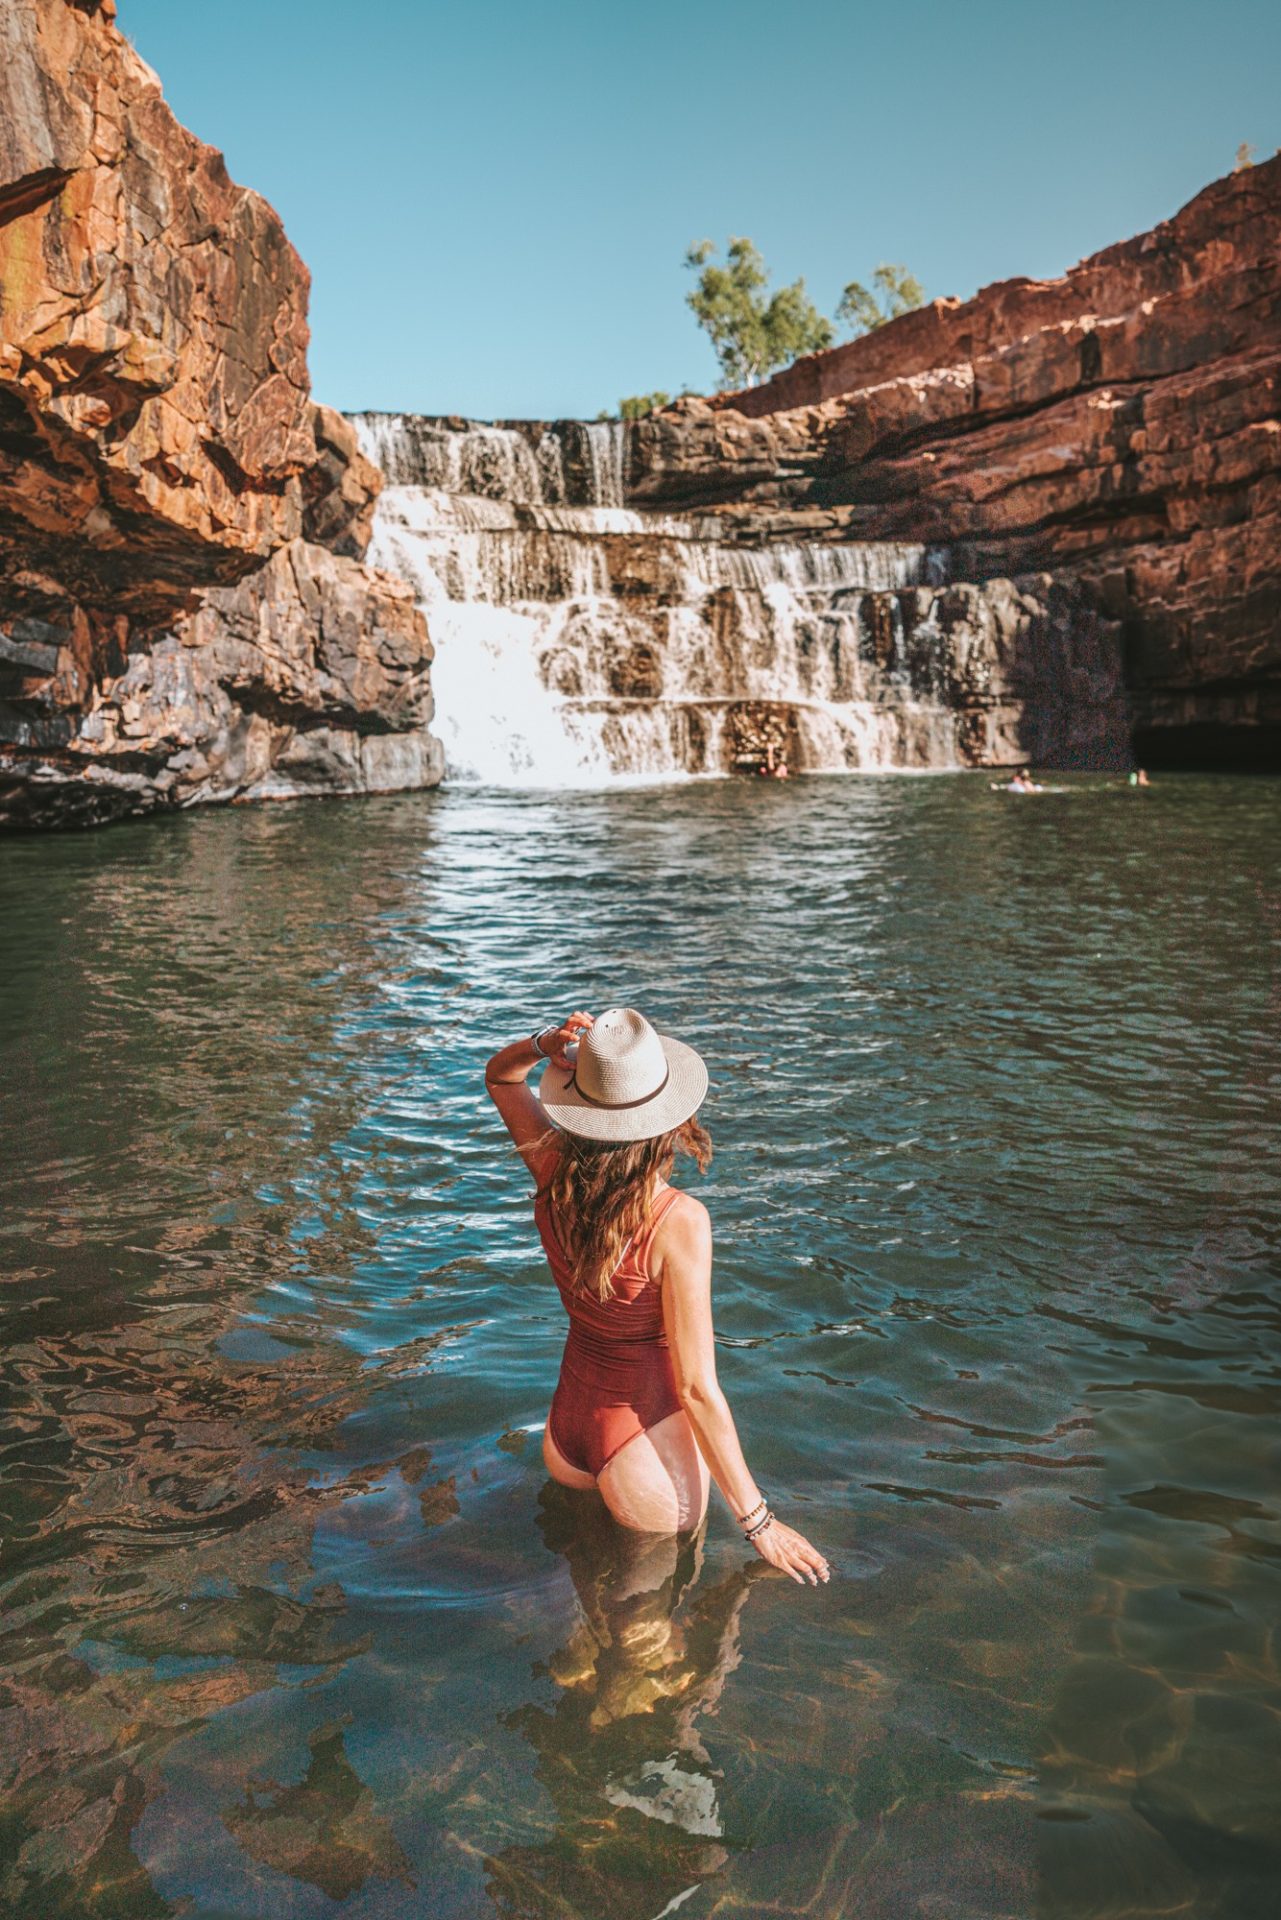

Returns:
737,1497,768,1530
744,1508,775,1543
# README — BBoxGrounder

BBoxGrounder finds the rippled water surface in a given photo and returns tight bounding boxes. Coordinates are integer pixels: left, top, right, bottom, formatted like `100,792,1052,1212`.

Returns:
1,774,1279,1920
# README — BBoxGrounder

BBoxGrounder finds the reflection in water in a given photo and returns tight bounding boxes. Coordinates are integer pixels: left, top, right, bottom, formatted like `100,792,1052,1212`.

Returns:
0,803,427,1916
487,1490,753,1916
0,775,1277,1918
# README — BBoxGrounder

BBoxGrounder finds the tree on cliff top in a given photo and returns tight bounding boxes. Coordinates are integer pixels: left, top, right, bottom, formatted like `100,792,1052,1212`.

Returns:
836,263,926,338
684,238,834,388
597,391,690,421
619,392,671,419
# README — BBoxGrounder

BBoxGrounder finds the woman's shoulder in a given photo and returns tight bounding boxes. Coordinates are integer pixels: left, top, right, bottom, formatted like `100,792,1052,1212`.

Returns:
661,1185,708,1224
650,1186,711,1270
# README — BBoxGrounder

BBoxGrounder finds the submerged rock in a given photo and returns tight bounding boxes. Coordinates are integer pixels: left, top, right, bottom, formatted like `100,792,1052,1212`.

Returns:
0,0,441,827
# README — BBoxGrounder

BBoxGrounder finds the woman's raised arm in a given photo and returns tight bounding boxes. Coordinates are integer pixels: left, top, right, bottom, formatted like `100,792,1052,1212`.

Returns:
658,1197,829,1586
483,1012,593,1185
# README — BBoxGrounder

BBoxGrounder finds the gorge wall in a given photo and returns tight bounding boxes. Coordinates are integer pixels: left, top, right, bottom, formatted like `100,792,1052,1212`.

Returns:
629,156,1281,771
3,1,1272,815
0,0,442,827
356,164,1276,785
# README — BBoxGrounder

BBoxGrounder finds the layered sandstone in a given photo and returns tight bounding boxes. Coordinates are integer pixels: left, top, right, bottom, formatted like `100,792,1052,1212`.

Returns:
0,0,440,826
630,158,1281,766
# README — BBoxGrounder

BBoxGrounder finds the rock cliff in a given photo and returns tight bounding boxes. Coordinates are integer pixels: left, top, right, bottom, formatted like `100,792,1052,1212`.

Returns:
629,158,1281,768
0,0,441,826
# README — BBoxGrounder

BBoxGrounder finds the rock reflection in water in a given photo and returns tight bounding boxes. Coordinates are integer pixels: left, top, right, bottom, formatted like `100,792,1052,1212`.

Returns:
0,803,431,1915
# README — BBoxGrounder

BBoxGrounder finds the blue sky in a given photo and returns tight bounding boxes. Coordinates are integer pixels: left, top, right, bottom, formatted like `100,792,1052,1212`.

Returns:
117,0,1279,421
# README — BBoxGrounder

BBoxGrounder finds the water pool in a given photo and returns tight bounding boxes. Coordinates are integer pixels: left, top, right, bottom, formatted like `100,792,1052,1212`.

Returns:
1,773,1278,1918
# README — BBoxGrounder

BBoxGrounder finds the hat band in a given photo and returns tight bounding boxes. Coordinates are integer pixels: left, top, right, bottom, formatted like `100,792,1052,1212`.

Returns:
567,1062,671,1111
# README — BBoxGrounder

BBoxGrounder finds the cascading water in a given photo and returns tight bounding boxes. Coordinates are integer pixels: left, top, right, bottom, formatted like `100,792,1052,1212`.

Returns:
352,411,969,784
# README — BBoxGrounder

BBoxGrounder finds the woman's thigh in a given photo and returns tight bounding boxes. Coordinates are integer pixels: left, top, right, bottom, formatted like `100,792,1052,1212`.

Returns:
542,1417,598,1491
597,1408,710,1534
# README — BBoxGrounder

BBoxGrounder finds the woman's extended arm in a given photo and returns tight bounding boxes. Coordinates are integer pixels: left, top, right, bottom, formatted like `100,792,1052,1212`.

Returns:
658,1197,829,1586
483,1012,593,1184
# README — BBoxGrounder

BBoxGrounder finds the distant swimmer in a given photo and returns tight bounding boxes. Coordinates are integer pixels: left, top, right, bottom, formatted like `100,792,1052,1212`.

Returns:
1128,768,1151,787
758,744,790,779
991,767,1044,793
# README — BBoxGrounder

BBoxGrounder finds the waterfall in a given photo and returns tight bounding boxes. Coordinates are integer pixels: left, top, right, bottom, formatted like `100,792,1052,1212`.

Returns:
583,420,627,509
352,411,967,785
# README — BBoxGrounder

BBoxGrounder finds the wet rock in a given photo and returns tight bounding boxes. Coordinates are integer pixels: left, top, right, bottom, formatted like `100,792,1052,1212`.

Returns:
366,411,1128,777
1132,1690,1281,1870
607,641,663,699
223,1722,415,1899
724,700,795,770
0,541,442,826
1036,1804,1196,1920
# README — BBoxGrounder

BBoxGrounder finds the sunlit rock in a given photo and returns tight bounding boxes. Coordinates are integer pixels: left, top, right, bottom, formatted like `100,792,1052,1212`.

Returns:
0,0,441,826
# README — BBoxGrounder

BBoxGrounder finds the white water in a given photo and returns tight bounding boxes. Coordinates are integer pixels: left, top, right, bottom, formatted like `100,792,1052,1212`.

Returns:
353,412,962,785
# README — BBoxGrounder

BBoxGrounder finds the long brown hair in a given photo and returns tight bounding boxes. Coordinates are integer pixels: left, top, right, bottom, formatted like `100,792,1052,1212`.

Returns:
538,1116,712,1302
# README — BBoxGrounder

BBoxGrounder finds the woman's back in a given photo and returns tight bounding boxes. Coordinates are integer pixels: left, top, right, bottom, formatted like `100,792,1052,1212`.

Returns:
536,1185,683,1477
535,1184,677,1325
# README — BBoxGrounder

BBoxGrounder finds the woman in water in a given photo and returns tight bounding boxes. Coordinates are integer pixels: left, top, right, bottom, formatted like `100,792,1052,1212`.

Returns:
485,1007,829,1586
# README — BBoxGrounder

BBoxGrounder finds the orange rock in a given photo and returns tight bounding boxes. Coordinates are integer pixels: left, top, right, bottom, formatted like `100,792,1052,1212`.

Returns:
0,0,440,824
632,158,1281,763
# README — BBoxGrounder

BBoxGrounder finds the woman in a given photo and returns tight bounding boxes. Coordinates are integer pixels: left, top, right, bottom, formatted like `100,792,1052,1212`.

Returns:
485,1006,829,1586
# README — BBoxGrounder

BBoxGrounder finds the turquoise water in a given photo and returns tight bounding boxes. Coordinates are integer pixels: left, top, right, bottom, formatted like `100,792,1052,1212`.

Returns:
0,774,1278,1919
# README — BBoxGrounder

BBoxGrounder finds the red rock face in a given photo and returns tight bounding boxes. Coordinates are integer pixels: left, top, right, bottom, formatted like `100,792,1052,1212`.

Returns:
631,159,1281,765
0,0,437,825
1,0,315,585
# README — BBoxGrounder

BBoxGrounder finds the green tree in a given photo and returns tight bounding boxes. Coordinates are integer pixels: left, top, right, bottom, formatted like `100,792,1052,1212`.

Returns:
619,392,671,420
835,263,926,339
1234,141,1256,171
684,237,834,388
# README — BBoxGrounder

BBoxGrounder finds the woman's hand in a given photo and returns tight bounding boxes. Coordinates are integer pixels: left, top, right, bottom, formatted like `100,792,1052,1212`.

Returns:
542,1011,593,1070
749,1517,829,1586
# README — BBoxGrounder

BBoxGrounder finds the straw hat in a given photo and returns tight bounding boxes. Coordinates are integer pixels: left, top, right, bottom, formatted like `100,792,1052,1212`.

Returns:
538,1007,708,1143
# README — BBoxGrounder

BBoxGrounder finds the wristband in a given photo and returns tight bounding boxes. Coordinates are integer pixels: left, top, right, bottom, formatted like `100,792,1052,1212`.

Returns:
744,1508,775,1543
737,1496,767,1529
531,1026,555,1058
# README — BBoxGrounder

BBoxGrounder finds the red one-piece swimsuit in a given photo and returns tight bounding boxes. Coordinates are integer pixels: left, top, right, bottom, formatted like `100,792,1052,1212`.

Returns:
536,1185,684,1478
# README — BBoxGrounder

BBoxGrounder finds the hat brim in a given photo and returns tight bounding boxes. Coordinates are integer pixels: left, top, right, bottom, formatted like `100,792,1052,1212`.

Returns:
538,1034,708,1142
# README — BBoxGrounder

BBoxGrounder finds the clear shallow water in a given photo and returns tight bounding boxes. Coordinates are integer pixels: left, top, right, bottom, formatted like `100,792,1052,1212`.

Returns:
0,773,1278,1920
